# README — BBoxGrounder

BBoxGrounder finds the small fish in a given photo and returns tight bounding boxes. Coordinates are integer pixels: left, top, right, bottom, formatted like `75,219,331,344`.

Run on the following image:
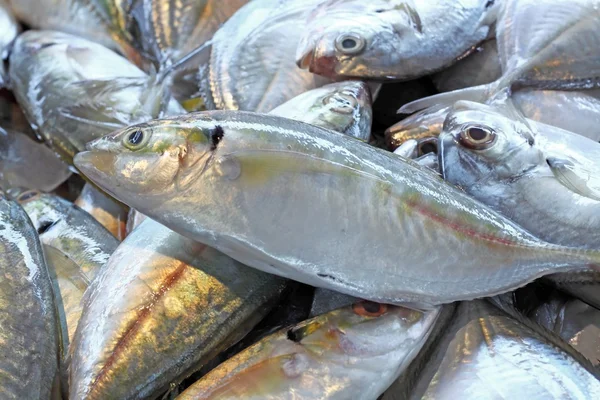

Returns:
69,218,286,400
0,0,19,87
74,111,600,307
270,80,373,141
177,301,439,399
296,0,498,80
201,0,332,112
0,192,59,399
384,300,600,399
9,30,184,164
75,183,129,240
0,127,71,191
309,287,357,317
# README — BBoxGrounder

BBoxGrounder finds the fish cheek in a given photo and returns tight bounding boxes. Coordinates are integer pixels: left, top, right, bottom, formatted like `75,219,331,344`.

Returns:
114,153,179,194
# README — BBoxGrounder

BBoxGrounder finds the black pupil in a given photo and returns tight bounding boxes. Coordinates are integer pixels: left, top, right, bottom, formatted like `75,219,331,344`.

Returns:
467,127,488,141
420,142,437,155
362,301,381,313
128,130,144,146
342,38,357,49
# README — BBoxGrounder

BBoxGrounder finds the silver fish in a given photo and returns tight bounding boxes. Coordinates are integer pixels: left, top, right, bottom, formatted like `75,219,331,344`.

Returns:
296,0,498,80
384,300,600,399
74,111,600,308
9,30,184,164
0,192,59,399
270,80,373,141
69,218,286,400
75,183,129,240
0,0,18,87
0,127,71,192
202,0,332,112
177,301,439,400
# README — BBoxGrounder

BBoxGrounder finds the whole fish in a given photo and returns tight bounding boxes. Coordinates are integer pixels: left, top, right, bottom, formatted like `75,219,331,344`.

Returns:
177,301,439,399
8,0,116,49
296,0,499,80
201,0,332,112
70,218,286,400
13,189,118,353
0,0,18,87
270,80,373,141
0,192,59,399
9,30,184,164
75,183,129,240
0,127,71,191
384,300,600,399
74,111,600,307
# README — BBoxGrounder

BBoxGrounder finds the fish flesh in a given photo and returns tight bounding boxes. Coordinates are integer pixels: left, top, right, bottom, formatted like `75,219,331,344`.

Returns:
0,192,59,399
75,183,129,240
177,301,439,399
296,0,499,80
74,111,600,307
201,0,332,112
69,218,286,399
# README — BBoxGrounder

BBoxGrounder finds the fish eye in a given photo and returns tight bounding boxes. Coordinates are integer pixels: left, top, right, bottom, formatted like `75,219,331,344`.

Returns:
323,92,357,114
352,301,388,317
335,33,366,55
123,128,150,150
457,124,497,150
17,190,40,203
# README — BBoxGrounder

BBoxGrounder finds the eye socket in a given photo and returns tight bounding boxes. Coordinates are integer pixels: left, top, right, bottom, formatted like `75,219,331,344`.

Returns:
335,33,366,55
123,128,150,150
457,125,497,150
352,301,388,317
323,92,357,114
17,190,40,204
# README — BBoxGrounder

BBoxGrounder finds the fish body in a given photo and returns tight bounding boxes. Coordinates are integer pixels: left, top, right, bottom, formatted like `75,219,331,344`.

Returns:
270,80,373,141
69,218,286,400
178,302,439,399
0,127,71,191
296,0,498,80
9,30,184,164
0,0,18,87
74,111,600,307
75,183,129,240
0,193,59,399
203,0,332,112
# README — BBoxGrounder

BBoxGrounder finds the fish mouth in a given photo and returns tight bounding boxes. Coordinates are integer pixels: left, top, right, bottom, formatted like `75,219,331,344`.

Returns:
296,49,315,70
74,151,117,184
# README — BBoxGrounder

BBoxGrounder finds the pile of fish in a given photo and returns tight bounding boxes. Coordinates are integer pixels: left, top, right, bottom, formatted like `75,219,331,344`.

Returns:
1,0,600,398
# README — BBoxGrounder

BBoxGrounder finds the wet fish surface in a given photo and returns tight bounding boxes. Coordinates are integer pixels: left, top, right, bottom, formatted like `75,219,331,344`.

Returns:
0,0,19,87
75,183,129,240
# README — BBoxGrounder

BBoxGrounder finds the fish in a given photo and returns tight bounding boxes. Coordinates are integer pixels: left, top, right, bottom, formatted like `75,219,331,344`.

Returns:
75,183,129,240
69,218,286,400
309,287,357,317
74,111,600,308
384,300,600,399
9,30,185,164
0,0,19,87
270,80,373,141
125,208,147,234
296,0,499,80
177,301,439,399
8,0,116,49
201,0,332,112
0,127,71,192
12,189,118,356
0,191,59,399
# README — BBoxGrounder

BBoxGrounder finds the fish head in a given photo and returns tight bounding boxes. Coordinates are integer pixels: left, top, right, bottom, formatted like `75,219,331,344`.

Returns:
439,101,545,190
74,115,218,206
316,81,373,138
293,301,438,374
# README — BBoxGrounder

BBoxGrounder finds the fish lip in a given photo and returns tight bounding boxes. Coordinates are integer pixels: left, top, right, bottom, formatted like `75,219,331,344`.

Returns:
296,49,314,70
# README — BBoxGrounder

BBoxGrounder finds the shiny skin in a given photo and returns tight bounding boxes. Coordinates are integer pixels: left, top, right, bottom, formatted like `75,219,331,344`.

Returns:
69,218,286,399
75,111,600,307
296,0,498,80
177,303,439,400
75,183,129,240
0,194,59,399
0,0,18,86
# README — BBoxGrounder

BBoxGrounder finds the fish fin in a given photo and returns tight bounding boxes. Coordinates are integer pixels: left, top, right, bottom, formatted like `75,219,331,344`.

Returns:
546,157,600,201
398,83,496,114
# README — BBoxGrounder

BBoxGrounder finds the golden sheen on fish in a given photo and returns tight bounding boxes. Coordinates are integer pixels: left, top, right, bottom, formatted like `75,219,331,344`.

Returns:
0,0,19,87
383,300,600,400
0,192,59,399
296,0,499,80
270,80,373,141
69,218,286,400
201,0,332,112
0,127,71,192
178,301,439,399
74,111,600,308
75,183,129,240
9,30,185,164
